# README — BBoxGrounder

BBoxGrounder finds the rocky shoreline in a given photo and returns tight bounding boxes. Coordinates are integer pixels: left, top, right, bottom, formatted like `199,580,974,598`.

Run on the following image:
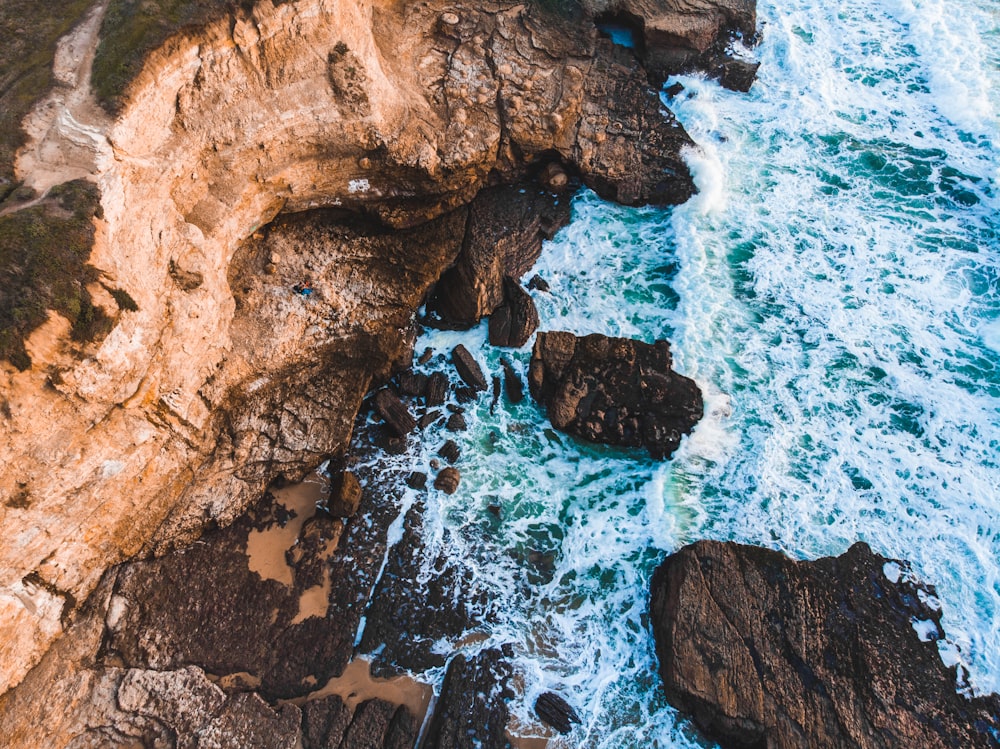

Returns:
3,0,998,748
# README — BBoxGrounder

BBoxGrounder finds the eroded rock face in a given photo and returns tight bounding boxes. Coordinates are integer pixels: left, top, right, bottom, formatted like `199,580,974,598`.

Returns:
422,649,514,749
0,0,738,694
529,332,703,458
650,541,1000,749
606,0,758,85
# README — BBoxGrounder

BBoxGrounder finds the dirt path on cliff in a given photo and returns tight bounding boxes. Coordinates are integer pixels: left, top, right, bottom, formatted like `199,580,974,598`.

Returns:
0,0,111,216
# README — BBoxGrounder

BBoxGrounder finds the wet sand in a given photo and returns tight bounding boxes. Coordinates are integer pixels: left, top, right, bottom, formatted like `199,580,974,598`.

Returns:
292,657,434,725
245,473,327,585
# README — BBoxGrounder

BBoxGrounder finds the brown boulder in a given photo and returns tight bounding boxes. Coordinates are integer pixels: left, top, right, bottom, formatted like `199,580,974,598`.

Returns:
374,389,417,436
488,278,540,348
529,332,702,459
650,541,1000,748
327,471,362,518
434,468,461,494
451,344,488,392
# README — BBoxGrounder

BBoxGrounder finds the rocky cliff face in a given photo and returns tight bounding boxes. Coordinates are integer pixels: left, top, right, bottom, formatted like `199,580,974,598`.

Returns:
0,0,753,703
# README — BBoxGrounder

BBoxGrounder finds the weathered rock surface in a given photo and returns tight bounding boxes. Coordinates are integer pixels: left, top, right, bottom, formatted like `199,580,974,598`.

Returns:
529,332,703,458
535,691,581,734
0,0,755,709
488,278,540,348
328,470,363,517
428,182,573,326
608,0,759,86
650,540,1000,749
422,649,514,749
451,344,488,392
374,389,418,437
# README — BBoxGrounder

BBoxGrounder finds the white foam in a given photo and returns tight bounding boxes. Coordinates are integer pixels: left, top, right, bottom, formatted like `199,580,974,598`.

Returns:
913,618,941,643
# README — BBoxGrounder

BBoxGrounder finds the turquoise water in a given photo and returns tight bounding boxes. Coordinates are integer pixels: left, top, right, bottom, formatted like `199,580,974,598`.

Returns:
367,0,1000,744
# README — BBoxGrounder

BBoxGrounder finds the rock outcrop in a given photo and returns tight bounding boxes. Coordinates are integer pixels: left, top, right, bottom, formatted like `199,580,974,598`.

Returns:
488,277,540,348
529,331,703,458
603,0,759,88
650,540,1000,748
422,649,514,749
0,0,762,695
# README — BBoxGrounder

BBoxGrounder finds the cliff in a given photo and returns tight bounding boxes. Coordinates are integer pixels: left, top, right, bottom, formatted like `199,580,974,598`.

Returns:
0,0,753,712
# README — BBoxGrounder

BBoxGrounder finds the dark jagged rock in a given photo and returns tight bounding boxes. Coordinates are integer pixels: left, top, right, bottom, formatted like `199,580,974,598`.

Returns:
534,692,581,735
405,472,427,490
717,57,760,93
528,332,702,459
526,274,549,292
434,467,461,494
438,440,461,464
422,650,514,749
612,0,759,89
500,359,524,404
426,372,449,406
286,514,342,590
396,371,428,398
488,278,540,348
373,389,417,436
418,411,441,430
302,695,352,749
446,412,467,432
650,541,1000,749
100,484,399,702
384,705,419,749
454,385,477,403
327,471,362,517
428,182,575,326
359,505,484,676
664,81,686,98
451,345,488,392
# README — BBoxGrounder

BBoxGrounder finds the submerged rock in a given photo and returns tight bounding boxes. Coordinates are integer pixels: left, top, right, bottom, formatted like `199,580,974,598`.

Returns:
650,541,1000,749
529,332,703,458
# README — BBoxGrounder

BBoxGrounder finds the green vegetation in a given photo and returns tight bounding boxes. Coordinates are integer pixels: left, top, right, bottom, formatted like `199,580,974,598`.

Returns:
0,180,122,370
92,0,260,112
0,0,97,202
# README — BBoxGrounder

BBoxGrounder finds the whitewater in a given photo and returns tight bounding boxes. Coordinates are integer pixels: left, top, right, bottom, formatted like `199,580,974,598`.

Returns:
360,0,1000,744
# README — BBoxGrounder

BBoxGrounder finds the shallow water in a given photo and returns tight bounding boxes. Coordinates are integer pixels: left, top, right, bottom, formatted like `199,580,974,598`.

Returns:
364,0,1000,744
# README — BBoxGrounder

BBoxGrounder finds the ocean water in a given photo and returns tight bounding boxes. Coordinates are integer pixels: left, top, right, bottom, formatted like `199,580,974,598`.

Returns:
365,0,1000,744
